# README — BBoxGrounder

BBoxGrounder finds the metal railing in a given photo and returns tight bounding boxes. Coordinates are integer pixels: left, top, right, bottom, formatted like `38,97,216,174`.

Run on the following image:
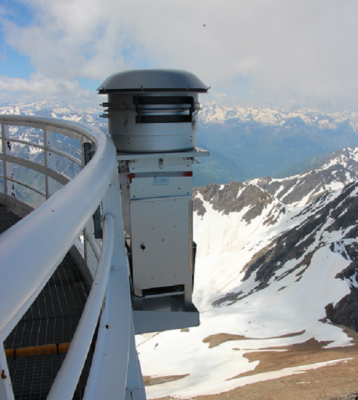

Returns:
0,115,145,400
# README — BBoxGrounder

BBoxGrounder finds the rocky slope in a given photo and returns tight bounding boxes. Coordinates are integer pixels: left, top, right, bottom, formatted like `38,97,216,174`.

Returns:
193,148,358,317
135,149,358,399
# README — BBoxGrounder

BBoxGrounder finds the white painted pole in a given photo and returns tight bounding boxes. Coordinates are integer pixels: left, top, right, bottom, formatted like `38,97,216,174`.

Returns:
0,346,15,400
84,172,135,400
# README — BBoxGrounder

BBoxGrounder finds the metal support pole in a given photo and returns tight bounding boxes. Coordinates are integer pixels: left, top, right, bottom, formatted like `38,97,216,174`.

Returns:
125,320,146,400
43,125,49,199
84,170,145,400
45,129,58,198
83,263,132,399
0,347,14,400
1,123,8,195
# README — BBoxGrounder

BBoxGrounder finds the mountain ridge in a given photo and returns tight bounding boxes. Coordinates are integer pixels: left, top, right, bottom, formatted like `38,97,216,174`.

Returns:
200,103,358,129
2,100,358,186
132,145,358,398
197,103,358,185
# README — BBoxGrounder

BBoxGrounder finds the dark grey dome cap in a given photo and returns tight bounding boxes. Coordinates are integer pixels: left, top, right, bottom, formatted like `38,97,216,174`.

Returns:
98,69,209,93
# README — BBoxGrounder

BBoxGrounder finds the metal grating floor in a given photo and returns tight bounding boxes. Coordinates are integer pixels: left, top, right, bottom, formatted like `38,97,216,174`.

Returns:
0,204,94,400
0,207,21,232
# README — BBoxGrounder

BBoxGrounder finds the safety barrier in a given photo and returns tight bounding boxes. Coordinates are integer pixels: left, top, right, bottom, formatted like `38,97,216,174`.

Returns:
0,115,145,400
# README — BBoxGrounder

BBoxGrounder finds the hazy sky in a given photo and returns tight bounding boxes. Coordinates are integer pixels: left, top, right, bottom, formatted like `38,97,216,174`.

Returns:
0,0,357,110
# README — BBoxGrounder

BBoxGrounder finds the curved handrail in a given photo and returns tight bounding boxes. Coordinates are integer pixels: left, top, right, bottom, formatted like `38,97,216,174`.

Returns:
6,175,46,197
0,115,93,200
0,115,144,400
1,153,71,190
0,115,98,142
0,115,117,340
2,136,82,166
47,214,114,400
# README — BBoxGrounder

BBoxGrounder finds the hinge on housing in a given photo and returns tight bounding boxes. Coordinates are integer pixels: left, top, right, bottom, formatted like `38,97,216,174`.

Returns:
124,116,128,132
159,158,164,169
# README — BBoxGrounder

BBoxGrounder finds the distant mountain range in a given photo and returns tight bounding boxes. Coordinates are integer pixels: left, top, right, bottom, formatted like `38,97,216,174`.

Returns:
196,104,358,186
1,101,358,187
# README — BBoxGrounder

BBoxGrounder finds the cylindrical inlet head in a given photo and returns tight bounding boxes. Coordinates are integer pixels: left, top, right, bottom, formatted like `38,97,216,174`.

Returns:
98,69,208,153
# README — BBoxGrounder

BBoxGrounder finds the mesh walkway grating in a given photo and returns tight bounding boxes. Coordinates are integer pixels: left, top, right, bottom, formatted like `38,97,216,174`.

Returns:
0,207,21,232
1,204,94,399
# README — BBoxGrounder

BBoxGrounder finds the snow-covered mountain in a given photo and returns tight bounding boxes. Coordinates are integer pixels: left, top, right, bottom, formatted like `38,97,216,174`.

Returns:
2,100,358,187
0,100,107,132
200,103,358,131
136,150,358,398
197,104,358,186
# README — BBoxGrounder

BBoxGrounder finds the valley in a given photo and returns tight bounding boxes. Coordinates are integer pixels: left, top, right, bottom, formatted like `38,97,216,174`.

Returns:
139,148,358,399
2,101,358,399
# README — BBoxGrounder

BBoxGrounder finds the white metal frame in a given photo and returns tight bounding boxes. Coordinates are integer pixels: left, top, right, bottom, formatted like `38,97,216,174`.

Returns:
0,115,146,400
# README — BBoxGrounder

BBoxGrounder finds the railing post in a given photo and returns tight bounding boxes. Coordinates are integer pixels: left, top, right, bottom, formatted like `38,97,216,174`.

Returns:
125,320,146,400
0,346,15,400
82,141,102,278
83,170,146,400
1,123,8,195
44,128,57,198
43,125,49,199
84,227,100,277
